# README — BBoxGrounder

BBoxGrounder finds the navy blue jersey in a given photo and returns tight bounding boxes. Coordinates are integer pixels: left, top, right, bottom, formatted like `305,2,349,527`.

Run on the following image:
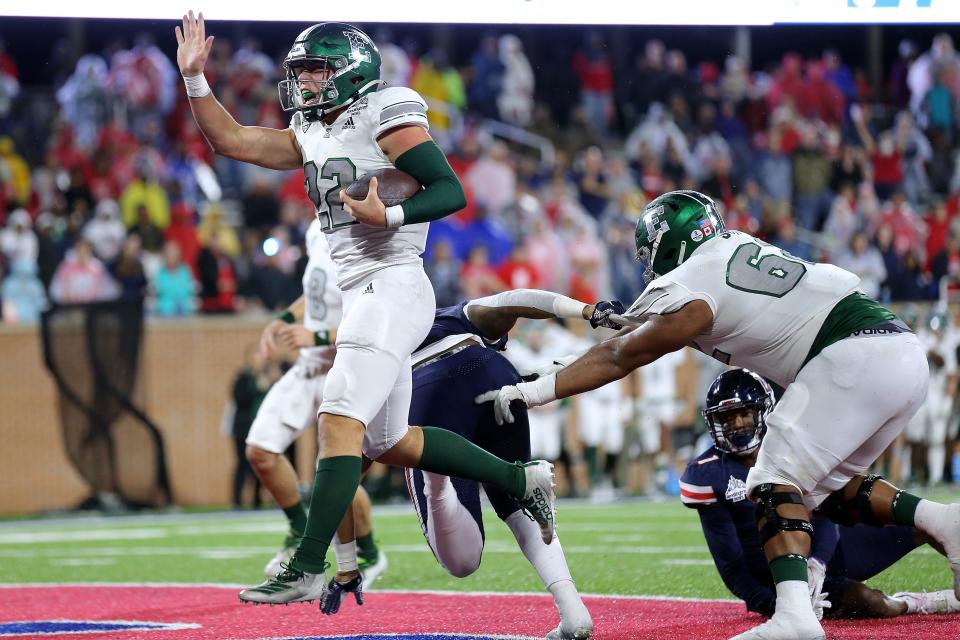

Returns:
681,447,919,617
417,302,509,352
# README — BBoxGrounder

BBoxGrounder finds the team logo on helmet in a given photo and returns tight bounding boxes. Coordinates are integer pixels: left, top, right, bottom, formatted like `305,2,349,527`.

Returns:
645,205,669,239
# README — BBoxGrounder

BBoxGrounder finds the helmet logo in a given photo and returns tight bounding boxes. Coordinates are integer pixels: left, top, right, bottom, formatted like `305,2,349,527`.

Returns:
644,205,669,239
697,218,715,236
343,30,372,63
691,229,703,242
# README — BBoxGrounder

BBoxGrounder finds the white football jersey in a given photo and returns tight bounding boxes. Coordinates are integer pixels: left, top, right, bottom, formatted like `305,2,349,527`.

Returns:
622,230,861,388
291,86,431,289
300,219,342,365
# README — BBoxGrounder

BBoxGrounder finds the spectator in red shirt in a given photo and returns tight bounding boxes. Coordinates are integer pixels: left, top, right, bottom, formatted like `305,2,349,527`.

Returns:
497,244,540,290
851,103,910,201
460,244,506,299
573,32,614,139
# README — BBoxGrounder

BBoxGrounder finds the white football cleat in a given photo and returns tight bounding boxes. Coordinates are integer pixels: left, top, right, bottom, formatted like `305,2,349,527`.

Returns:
521,461,557,544
359,549,388,586
546,606,593,639
728,611,825,640
891,589,960,614
239,563,327,604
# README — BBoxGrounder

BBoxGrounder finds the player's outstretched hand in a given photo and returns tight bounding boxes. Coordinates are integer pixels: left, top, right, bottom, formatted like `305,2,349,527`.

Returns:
259,320,286,361
277,325,315,350
475,385,526,425
175,10,214,77
340,177,387,227
589,300,626,329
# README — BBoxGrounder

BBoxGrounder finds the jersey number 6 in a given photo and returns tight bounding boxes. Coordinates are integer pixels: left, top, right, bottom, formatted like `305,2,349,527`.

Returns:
725,242,808,298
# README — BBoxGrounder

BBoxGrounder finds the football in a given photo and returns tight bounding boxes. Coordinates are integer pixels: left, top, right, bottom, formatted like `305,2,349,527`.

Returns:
344,168,422,207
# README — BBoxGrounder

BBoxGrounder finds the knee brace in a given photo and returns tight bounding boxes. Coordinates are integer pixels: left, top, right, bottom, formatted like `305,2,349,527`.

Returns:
754,483,814,546
818,474,883,527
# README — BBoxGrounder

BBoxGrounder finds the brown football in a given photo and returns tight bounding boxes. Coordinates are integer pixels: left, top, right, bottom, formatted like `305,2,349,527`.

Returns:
344,168,422,207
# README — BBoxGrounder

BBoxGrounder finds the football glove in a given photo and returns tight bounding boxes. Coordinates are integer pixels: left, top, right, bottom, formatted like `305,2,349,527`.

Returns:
320,573,363,615
807,557,831,620
589,300,626,329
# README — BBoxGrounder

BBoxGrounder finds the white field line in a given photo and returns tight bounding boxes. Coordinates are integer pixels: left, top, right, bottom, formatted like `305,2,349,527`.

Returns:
0,582,739,603
0,544,714,559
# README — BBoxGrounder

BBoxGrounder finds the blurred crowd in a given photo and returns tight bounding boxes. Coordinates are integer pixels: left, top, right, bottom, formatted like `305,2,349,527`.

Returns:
3,25,960,496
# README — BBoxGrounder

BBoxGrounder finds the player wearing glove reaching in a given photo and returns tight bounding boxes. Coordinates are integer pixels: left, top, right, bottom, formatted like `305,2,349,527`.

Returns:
477,189,960,640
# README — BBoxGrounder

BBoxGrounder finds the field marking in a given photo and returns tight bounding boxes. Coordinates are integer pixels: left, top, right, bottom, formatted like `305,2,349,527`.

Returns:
661,559,716,566
0,582,739,603
0,529,167,544
48,559,117,567
0,543,712,560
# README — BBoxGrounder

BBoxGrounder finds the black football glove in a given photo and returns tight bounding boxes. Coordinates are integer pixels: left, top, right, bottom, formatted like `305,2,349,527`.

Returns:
320,573,363,615
589,300,626,330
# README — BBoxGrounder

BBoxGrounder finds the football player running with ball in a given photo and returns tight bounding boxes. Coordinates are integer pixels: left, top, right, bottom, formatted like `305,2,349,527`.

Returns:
176,12,557,606
478,190,960,640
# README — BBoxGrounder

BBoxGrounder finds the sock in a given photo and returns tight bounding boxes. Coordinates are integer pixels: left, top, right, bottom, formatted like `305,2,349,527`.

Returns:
290,456,362,574
419,426,525,498
423,472,483,577
893,491,923,526
282,501,308,537
333,536,359,573
357,533,378,561
929,444,946,485
774,578,813,614
505,510,572,588
769,554,808,584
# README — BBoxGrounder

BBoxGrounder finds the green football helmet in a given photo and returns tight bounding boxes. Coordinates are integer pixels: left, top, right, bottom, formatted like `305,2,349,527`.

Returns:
279,23,381,121
635,190,725,280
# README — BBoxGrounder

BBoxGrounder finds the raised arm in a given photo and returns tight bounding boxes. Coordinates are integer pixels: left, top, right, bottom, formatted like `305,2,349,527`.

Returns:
463,289,624,340
175,11,302,170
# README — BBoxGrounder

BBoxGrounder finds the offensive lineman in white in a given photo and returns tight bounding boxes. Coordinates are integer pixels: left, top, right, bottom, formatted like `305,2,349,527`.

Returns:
176,12,558,606
478,190,960,640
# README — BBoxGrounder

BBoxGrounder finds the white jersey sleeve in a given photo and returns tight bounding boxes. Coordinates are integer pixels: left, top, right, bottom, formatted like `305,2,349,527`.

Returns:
372,86,429,138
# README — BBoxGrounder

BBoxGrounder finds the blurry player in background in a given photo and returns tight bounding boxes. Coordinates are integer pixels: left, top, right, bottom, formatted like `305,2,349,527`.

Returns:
246,221,386,583
684,368,960,621
323,289,624,639
177,12,558,606
478,190,960,640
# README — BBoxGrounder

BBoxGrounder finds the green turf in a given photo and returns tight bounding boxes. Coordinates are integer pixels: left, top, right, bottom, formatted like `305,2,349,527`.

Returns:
0,497,955,600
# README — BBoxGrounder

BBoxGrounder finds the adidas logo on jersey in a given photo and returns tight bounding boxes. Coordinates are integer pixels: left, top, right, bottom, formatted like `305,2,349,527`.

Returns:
342,117,356,130
362,282,374,295
725,476,747,502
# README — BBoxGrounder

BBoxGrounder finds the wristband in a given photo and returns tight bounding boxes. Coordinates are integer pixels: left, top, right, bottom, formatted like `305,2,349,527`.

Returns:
277,310,295,324
314,330,331,346
183,73,211,99
518,373,558,408
384,204,405,229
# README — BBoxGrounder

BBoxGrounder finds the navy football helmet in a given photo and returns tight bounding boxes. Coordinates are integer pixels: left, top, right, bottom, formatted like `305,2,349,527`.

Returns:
702,368,774,454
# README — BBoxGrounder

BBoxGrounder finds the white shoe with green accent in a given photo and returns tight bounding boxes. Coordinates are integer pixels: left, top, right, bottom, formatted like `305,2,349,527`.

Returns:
239,563,327,604
891,589,960,614
359,549,388,586
263,534,299,578
521,461,556,544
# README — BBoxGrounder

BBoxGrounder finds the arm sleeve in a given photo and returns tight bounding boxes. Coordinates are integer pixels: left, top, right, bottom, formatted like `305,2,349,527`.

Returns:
809,517,840,566
393,140,467,225
464,289,588,320
698,506,777,617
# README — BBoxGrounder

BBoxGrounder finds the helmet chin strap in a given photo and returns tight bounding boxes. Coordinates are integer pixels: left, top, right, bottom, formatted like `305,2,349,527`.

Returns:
676,240,687,267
